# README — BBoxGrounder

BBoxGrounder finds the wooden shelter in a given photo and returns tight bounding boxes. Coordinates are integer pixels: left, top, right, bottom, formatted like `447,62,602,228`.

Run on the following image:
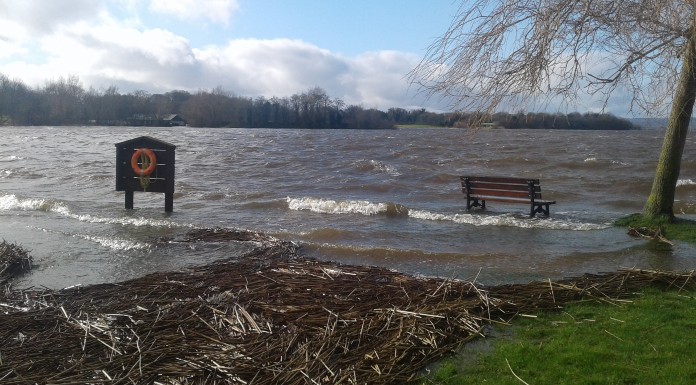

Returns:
115,136,176,212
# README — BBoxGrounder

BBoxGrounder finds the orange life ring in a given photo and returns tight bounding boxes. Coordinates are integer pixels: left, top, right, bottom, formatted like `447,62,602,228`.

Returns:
130,148,157,176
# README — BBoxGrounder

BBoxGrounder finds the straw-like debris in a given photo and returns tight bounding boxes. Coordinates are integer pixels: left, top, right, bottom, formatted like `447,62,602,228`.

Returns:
0,231,693,384
160,227,285,245
0,240,32,284
627,226,673,244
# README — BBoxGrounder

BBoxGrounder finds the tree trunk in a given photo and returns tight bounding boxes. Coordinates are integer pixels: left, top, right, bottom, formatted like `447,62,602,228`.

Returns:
643,23,696,220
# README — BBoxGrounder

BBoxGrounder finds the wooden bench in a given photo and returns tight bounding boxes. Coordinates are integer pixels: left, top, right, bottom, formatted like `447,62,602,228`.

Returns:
461,176,556,217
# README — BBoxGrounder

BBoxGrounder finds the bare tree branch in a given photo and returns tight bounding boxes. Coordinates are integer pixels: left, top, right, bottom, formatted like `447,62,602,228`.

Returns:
409,0,692,116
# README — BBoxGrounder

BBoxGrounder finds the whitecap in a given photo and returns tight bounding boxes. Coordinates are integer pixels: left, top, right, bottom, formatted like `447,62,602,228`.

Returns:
287,197,387,216
408,209,608,231
677,179,696,187
1,155,23,162
0,193,70,214
70,212,188,228
0,193,188,228
73,234,151,251
353,159,401,176
610,160,630,166
27,226,151,251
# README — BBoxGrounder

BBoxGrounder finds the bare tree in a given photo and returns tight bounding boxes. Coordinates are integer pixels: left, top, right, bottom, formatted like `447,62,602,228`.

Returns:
409,0,695,220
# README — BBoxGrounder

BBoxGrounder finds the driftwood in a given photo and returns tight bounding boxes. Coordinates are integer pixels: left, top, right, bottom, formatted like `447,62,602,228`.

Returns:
0,229,693,384
627,226,674,245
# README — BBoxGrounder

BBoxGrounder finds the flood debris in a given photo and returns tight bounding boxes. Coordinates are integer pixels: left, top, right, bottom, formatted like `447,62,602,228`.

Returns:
160,227,283,245
0,230,693,384
0,240,32,284
627,226,673,245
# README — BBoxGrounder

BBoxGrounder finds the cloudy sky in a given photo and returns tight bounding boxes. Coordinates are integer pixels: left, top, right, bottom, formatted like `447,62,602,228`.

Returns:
0,0,463,111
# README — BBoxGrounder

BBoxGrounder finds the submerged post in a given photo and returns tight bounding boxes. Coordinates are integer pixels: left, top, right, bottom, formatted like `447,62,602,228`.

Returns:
115,136,176,212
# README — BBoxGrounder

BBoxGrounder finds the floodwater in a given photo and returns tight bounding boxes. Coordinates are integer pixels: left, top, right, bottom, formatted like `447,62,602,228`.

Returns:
1,126,694,288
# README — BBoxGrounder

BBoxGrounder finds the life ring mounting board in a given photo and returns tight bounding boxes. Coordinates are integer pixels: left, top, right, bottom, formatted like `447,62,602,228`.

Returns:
115,136,176,212
131,148,158,176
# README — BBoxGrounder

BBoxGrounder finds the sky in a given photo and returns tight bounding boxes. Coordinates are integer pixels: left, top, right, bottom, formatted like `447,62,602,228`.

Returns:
0,0,463,112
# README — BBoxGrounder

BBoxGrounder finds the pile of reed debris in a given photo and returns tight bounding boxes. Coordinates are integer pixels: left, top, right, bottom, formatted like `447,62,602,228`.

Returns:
0,240,32,285
0,228,693,384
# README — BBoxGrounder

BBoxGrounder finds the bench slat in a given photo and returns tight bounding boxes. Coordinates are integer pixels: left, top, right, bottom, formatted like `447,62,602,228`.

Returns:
467,181,541,192
470,196,529,203
471,195,555,204
469,190,534,199
463,176,540,185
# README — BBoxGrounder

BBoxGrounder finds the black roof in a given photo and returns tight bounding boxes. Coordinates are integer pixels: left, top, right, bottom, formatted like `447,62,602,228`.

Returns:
114,136,176,149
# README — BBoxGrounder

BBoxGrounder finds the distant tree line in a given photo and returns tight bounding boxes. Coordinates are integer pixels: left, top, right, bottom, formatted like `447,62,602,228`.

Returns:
0,73,637,130
0,75,394,129
449,111,639,130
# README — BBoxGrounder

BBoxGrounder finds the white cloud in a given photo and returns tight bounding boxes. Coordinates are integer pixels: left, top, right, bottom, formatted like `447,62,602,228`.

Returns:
149,0,239,25
0,0,447,112
0,0,103,35
347,51,420,108
194,39,350,96
0,19,29,59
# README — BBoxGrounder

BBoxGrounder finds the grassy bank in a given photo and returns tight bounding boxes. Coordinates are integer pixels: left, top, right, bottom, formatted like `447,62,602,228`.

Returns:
616,214,696,243
418,288,696,385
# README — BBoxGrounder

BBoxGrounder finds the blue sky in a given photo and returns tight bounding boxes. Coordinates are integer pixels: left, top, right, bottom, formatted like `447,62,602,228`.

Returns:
0,0,461,111
228,1,459,56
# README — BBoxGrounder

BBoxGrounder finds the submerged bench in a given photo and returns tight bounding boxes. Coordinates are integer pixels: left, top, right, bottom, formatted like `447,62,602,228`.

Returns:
461,176,556,217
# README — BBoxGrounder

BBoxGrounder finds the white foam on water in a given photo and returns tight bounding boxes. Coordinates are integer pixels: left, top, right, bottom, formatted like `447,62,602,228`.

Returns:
0,193,189,228
28,226,151,251
287,197,387,216
73,234,151,251
677,179,696,187
286,196,607,231
0,194,69,213
353,159,401,176
70,212,189,228
584,158,628,166
610,160,629,166
409,209,608,230
1,155,23,162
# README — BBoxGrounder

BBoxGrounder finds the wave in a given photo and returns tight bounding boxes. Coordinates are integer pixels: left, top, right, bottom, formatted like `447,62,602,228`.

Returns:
74,234,151,251
70,213,189,228
28,226,150,251
287,197,408,217
677,179,696,187
287,196,606,230
583,157,629,166
1,155,23,162
352,159,401,176
0,193,188,228
0,193,70,214
294,228,353,242
409,210,608,231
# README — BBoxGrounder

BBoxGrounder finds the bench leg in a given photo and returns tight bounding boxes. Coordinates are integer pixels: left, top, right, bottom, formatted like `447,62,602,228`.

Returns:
468,198,485,210
530,203,551,217
125,190,134,210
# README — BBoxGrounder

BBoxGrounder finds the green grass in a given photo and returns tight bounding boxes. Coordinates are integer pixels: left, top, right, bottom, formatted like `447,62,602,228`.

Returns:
418,289,696,385
615,214,696,243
